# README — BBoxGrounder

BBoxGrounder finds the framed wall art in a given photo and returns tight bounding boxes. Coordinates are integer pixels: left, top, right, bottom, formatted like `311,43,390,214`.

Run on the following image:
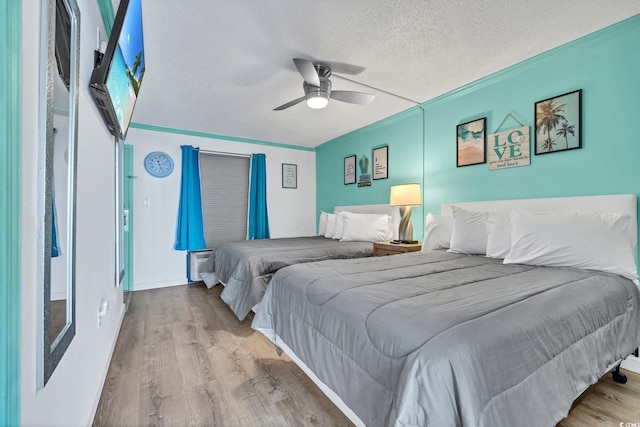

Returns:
282,163,297,189
344,155,356,185
535,89,581,155
487,126,530,170
372,145,388,180
357,154,371,187
456,117,486,167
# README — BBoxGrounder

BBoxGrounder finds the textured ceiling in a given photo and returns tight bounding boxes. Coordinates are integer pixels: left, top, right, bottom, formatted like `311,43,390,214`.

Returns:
131,1,640,148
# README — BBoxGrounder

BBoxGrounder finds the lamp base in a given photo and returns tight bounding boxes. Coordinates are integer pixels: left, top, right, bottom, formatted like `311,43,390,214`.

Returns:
398,206,414,243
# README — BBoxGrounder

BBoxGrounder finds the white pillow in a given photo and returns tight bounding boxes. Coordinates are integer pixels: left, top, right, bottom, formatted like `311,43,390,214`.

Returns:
421,213,453,251
318,211,329,236
485,212,511,258
448,206,487,255
324,213,337,238
333,211,345,240
340,212,393,242
504,208,638,283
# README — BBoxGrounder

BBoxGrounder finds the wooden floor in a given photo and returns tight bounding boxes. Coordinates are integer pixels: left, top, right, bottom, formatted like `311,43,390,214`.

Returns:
558,369,640,427
93,284,640,427
50,299,66,343
93,284,353,427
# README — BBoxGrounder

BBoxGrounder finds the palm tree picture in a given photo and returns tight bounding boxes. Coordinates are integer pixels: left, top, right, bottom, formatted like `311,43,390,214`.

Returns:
556,121,575,149
534,90,581,155
536,99,566,152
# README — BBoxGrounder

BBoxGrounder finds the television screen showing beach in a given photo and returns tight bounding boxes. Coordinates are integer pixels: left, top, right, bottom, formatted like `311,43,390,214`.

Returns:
106,0,145,137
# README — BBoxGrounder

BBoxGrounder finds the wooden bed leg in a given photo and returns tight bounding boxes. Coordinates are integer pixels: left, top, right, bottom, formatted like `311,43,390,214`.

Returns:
612,364,627,384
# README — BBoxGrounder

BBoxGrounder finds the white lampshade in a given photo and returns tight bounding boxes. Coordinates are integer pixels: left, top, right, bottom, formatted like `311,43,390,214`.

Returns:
389,183,422,207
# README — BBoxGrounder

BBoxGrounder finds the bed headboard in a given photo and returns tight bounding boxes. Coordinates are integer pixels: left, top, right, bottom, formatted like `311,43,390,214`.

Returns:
335,204,402,240
441,194,638,248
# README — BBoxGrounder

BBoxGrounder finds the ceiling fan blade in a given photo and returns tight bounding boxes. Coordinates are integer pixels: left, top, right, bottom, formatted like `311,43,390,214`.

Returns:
319,60,365,75
293,58,320,87
273,96,306,111
330,91,375,105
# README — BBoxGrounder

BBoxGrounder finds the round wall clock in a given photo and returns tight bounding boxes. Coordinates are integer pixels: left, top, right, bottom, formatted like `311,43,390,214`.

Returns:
144,151,174,178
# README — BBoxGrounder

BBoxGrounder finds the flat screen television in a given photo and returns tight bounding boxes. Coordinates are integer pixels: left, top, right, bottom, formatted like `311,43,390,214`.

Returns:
55,0,72,89
89,0,145,140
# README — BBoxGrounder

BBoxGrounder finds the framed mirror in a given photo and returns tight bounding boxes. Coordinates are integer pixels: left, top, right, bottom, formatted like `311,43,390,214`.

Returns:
116,138,125,287
37,0,80,388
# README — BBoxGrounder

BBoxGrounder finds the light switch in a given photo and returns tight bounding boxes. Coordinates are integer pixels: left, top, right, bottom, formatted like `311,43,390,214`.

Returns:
143,198,151,207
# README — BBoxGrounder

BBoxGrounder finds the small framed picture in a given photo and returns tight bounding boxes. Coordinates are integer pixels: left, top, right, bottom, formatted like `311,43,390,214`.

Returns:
282,163,297,189
372,146,388,180
344,155,356,185
456,117,486,167
535,89,581,155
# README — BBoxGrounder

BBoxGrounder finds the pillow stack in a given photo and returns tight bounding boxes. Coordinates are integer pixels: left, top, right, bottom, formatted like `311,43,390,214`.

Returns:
421,206,638,283
318,210,393,242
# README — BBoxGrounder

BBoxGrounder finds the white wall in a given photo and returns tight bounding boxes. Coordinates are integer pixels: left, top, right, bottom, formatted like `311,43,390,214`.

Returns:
125,128,316,291
21,1,125,426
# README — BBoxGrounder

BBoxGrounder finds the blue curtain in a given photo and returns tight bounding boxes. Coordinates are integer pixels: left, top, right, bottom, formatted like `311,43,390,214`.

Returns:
247,153,270,239
51,187,60,257
174,145,206,250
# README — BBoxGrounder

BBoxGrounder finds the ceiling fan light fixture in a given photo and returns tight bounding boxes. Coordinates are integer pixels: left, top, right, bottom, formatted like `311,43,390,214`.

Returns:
306,91,329,109
303,77,331,109
274,58,373,111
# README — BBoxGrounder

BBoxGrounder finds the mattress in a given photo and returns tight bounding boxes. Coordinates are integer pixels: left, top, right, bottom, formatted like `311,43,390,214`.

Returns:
200,236,373,320
252,251,640,427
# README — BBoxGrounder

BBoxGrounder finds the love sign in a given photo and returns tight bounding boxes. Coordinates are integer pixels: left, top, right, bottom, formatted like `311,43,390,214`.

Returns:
487,126,530,170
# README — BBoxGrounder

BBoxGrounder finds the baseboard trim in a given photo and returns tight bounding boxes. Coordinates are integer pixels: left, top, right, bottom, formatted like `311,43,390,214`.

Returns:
87,302,126,424
621,354,640,374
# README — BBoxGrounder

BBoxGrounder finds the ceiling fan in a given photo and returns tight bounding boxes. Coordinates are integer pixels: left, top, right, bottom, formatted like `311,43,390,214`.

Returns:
274,58,375,111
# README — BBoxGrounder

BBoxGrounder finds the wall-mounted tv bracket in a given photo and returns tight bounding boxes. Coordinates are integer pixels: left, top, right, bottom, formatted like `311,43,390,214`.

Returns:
94,26,105,69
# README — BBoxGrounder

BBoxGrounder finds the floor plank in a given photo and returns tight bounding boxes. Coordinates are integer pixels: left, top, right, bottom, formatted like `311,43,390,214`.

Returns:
93,284,640,426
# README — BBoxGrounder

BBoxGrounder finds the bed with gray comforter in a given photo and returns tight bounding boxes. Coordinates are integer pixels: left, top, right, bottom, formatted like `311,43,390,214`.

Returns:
200,236,373,320
253,251,640,427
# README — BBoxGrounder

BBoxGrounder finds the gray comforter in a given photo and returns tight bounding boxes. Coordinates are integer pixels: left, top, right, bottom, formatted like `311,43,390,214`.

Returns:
200,236,372,320
253,251,640,427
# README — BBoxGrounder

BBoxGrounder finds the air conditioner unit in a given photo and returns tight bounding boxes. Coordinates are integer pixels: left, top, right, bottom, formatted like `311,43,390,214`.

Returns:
187,250,212,282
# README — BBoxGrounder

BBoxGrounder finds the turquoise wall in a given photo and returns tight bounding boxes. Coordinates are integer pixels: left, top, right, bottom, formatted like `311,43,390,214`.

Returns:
316,106,425,239
316,15,640,244
96,0,114,35
422,15,640,216
0,0,21,425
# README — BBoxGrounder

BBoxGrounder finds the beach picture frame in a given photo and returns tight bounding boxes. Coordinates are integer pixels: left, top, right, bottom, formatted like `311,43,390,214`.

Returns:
457,117,486,167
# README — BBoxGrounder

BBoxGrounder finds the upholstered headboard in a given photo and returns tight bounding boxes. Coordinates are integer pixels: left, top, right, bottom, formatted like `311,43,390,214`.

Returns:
441,194,637,248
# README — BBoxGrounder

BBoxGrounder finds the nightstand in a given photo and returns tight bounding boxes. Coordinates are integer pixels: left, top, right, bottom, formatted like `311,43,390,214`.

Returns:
373,241,422,256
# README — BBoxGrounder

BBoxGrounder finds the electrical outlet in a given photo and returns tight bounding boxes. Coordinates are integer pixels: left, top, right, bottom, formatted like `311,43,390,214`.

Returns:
143,198,151,207
97,299,109,329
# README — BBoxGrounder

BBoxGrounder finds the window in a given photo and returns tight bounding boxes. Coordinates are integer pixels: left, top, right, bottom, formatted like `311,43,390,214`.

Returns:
199,152,250,248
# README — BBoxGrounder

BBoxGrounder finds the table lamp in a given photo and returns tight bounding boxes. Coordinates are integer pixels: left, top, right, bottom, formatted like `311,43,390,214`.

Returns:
389,183,422,243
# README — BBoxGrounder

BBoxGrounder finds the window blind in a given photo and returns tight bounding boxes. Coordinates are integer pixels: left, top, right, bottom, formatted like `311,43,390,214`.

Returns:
199,152,250,248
